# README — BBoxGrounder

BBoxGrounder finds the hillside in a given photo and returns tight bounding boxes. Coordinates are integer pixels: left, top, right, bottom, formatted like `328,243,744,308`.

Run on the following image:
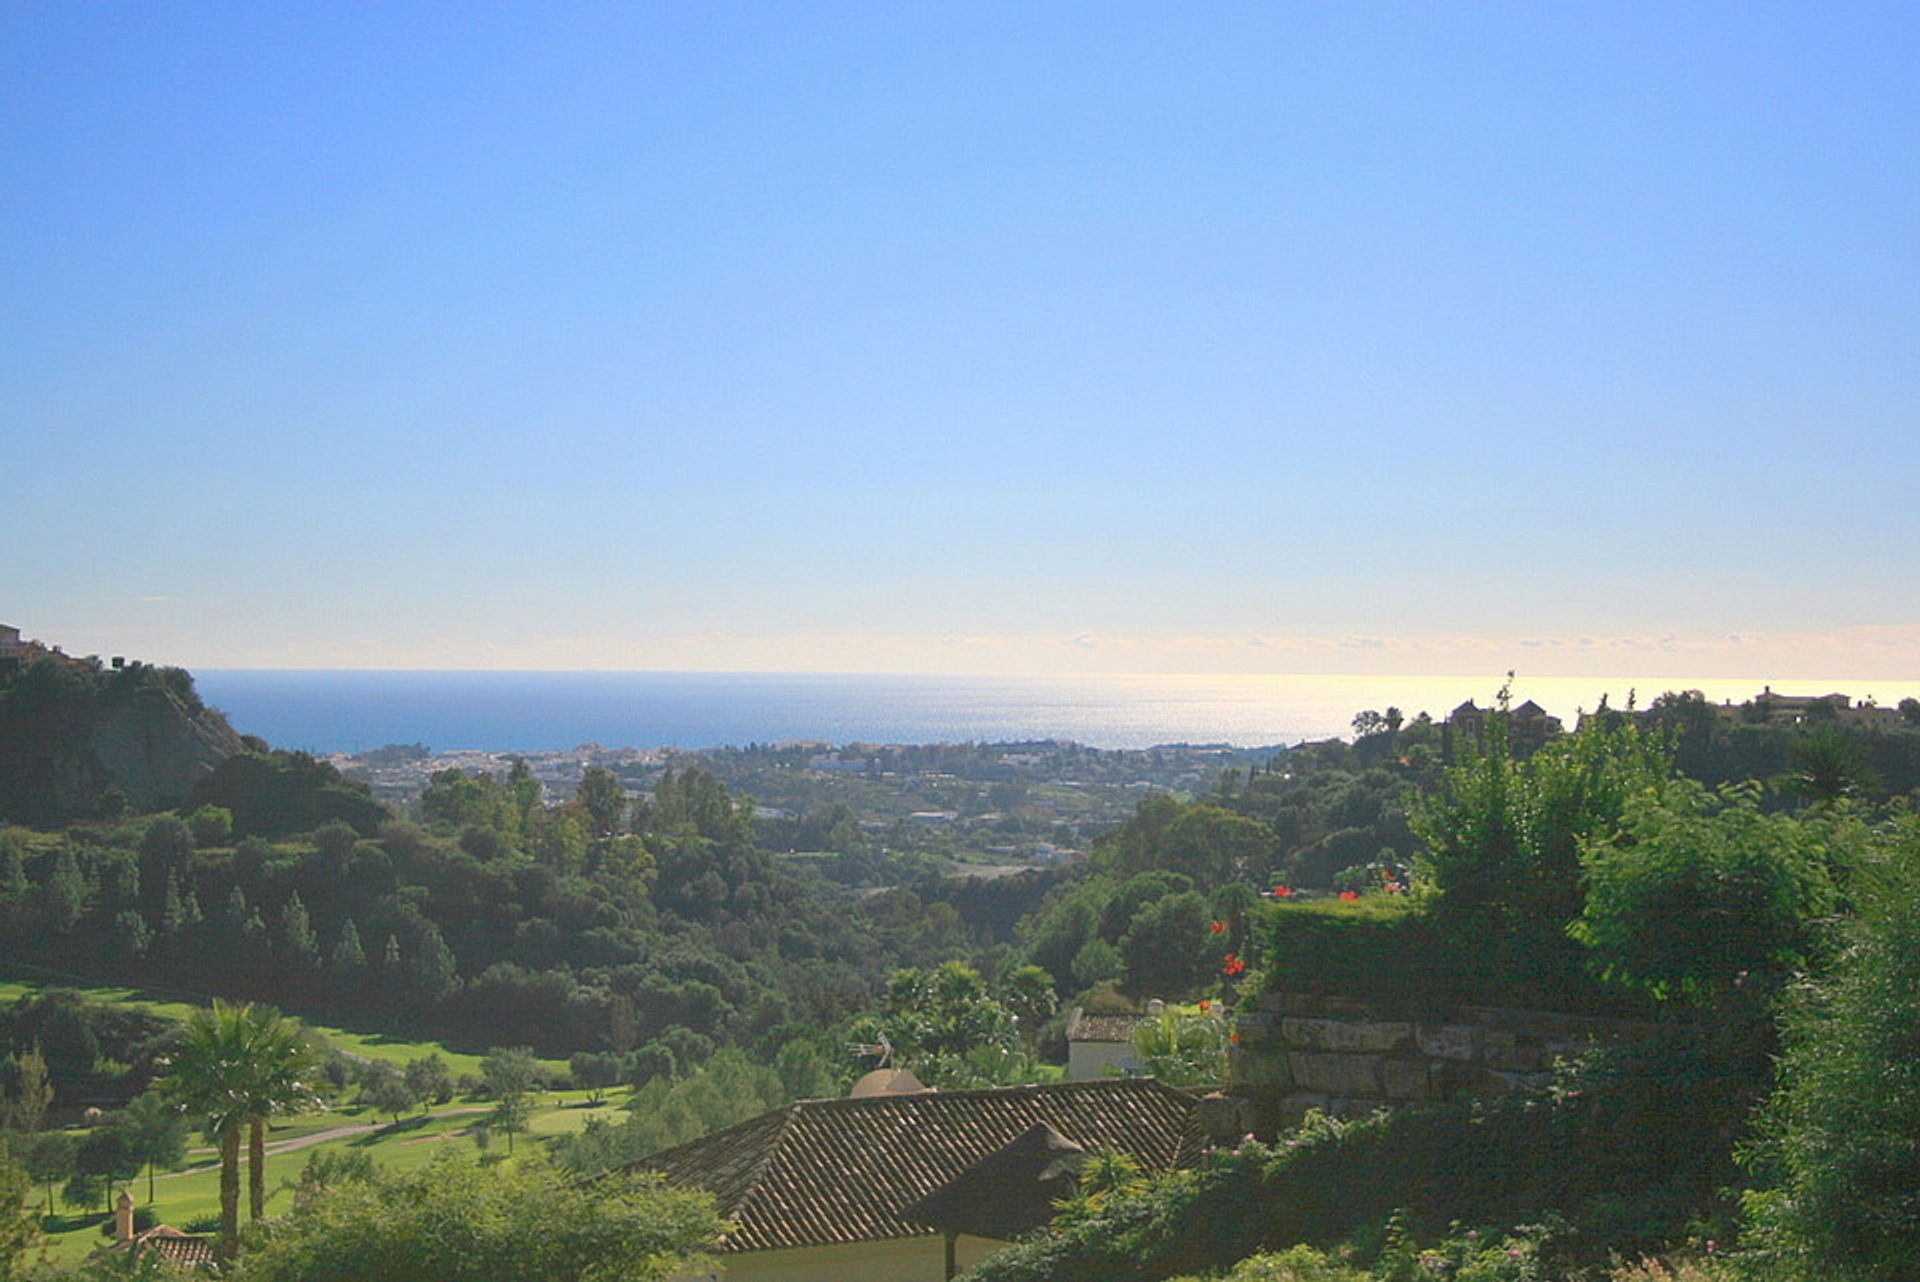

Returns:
0,657,244,826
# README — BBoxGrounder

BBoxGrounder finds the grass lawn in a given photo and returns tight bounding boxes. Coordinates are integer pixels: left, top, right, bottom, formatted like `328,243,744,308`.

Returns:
32,1088,634,1264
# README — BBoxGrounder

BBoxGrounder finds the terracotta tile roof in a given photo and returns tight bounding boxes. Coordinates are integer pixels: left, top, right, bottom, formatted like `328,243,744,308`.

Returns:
633,1078,1199,1253
114,1226,216,1268
1067,1011,1147,1044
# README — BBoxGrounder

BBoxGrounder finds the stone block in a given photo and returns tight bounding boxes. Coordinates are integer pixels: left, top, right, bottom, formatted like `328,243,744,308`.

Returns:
1194,1091,1258,1141
1416,1024,1482,1061
1281,1017,1413,1054
1288,1051,1384,1097
1441,1064,1553,1099
1382,1059,1430,1100
1229,1047,1293,1090
1235,1013,1279,1047
1483,1041,1550,1073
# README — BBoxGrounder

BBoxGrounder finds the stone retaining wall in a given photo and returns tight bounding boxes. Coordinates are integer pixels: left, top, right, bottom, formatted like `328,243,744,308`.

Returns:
1226,990,1668,1133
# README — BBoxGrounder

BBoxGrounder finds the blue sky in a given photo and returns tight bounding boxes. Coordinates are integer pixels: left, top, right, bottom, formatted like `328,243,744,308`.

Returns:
4,2,1918,676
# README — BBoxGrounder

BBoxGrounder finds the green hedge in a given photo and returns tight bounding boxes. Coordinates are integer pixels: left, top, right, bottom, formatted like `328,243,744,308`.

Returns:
1254,896,1641,1018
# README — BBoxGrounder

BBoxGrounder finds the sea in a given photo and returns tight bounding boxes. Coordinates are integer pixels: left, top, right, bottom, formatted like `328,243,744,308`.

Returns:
189,671,1920,756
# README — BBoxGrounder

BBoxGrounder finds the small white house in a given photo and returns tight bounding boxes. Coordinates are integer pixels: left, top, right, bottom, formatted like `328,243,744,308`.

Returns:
1064,1007,1149,1082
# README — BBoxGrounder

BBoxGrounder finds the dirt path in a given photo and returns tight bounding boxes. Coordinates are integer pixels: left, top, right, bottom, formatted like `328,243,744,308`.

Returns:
171,1106,492,1178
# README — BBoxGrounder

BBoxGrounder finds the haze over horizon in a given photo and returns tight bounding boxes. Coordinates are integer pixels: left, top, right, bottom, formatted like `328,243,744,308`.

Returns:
6,4,1918,680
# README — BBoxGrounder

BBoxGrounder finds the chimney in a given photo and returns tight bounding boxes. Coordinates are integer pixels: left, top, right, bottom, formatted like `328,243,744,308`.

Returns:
116,1190,135,1243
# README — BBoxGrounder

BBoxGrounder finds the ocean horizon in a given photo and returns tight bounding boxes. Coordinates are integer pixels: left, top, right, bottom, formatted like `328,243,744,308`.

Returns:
189,670,1920,757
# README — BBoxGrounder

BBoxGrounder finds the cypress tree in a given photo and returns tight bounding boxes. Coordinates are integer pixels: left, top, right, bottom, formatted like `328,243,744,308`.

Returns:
278,892,318,967
45,847,86,932
332,919,365,971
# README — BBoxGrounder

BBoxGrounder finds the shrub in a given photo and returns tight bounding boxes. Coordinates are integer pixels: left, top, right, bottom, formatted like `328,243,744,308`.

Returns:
1739,819,1920,1282
226,1156,722,1282
1166,1245,1371,1281
187,805,234,847
1571,784,1841,1003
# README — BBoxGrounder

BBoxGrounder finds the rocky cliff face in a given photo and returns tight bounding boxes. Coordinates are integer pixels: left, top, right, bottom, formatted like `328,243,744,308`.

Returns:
58,688,246,814
0,673,245,824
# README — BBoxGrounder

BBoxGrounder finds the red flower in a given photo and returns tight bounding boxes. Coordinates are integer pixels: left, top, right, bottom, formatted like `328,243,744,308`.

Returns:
1338,890,1359,901
1271,885,1293,898
1384,880,1404,893
1229,1032,1241,1044
1222,954,1247,976
1208,920,1227,934
1198,999,1211,1012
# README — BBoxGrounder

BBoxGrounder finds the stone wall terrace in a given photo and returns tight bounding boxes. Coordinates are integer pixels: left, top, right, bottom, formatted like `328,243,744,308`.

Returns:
1228,990,1670,1133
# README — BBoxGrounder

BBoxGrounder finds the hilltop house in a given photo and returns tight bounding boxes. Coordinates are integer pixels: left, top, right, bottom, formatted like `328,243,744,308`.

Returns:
638,1077,1201,1282
1445,698,1563,756
0,623,24,676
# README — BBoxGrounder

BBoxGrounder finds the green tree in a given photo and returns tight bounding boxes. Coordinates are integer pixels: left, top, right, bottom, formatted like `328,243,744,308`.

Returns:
419,769,514,833
73,1128,140,1213
529,810,589,873
1413,703,1667,974
227,1156,721,1282
4,1046,53,1134
276,893,318,969
330,919,365,972
403,1054,452,1107
506,756,542,832
20,1129,74,1217
481,1046,540,1099
575,767,628,838
881,963,1017,1063
1091,794,1184,879
44,847,87,932
161,1002,254,1258
1000,964,1058,1052
489,1090,532,1155
481,1046,539,1156
1070,937,1123,990
236,1006,323,1223
161,1001,314,1259
1741,820,1920,1282
1119,891,1217,999
106,1092,190,1203
363,1070,416,1126
1572,784,1840,1003
0,1140,38,1276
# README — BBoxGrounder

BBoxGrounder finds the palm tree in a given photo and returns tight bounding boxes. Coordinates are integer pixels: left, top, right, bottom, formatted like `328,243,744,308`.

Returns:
236,1005,322,1223
159,1002,256,1259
